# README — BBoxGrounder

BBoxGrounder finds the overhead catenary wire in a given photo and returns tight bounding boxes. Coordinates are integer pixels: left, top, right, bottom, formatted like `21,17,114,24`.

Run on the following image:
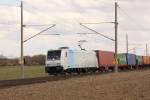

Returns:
1,1,148,56
118,6,149,31
117,6,150,54
80,22,115,25
0,23,19,25
118,7,149,55
23,24,56,43
77,33,99,35
0,3,20,26
40,33,60,35
0,4,18,7
24,24,56,27
96,0,114,7
80,23,115,41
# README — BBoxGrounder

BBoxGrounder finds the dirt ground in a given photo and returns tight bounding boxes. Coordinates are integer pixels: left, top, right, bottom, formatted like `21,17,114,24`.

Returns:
0,70,150,100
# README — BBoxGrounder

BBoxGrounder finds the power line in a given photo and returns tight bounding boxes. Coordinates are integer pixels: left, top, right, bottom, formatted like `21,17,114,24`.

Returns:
77,33,99,35
80,23,115,41
118,6,148,31
97,0,114,6
0,23,19,25
40,33,60,35
80,22,115,25
22,1,42,13
0,3,18,7
24,24,56,27
23,24,56,43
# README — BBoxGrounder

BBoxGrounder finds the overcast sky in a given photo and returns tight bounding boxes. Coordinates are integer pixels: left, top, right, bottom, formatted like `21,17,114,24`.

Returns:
0,0,150,57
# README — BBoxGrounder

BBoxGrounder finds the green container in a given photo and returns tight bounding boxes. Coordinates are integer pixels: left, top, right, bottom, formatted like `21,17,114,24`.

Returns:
136,56,143,65
117,54,127,65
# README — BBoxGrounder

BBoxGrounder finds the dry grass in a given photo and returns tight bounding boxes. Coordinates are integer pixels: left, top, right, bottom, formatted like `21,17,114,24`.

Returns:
0,70,150,100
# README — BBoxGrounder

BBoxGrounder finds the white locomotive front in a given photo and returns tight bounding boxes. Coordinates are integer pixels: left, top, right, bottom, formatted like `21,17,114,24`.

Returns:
45,48,98,75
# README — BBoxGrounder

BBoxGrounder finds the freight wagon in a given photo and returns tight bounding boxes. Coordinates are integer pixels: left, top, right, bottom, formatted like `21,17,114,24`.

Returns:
136,56,143,65
117,53,136,69
117,53,127,67
45,48,98,74
95,50,115,71
143,56,150,66
45,48,150,75
127,54,136,66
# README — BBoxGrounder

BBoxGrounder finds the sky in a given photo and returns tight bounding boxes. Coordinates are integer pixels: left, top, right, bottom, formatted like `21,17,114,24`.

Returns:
0,0,150,57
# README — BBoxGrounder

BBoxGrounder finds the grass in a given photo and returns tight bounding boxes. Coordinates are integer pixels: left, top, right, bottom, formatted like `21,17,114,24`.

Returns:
0,66,47,80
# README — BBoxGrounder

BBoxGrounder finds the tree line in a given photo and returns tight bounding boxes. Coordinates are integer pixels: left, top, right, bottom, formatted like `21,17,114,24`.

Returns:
0,55,46,66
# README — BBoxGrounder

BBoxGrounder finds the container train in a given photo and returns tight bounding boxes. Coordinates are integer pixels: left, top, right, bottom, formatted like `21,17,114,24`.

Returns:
45,48,150,75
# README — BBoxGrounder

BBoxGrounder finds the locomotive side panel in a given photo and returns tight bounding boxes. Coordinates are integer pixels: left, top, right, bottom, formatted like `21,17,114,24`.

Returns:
67,50,98,69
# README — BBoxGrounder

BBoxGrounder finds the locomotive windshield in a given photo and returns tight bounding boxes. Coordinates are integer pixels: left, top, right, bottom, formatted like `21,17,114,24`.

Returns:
47,50,61,60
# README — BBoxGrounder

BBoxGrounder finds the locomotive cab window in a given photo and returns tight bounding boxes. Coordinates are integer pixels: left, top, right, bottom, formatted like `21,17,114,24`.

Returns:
47,50,61,60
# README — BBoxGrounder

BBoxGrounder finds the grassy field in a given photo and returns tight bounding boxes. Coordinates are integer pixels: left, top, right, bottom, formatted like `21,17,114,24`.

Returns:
0,69,150,100
0,66,47,80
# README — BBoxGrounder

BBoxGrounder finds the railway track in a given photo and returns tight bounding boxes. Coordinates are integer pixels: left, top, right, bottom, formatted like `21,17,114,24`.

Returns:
0,71,111,89
0,75,68,89
0,67,149,89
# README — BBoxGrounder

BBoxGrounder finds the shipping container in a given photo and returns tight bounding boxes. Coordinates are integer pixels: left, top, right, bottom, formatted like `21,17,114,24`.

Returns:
143,56,149,65
147,56,150,65
136,56,143,65
117,54,127,66
95,50,115,67
117,53,136,66
149,56,150,65
127,54,136,65
149,56,150,64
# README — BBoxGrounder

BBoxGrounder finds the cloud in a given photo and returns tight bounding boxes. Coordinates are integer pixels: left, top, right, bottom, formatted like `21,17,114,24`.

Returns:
0,0,149,57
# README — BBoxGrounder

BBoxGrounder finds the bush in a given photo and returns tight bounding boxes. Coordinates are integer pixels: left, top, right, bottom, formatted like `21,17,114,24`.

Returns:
0,54,46,66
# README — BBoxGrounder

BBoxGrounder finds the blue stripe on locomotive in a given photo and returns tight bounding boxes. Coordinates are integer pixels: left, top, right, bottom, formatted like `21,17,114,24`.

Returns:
127,54,136,65
68,50,75,68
